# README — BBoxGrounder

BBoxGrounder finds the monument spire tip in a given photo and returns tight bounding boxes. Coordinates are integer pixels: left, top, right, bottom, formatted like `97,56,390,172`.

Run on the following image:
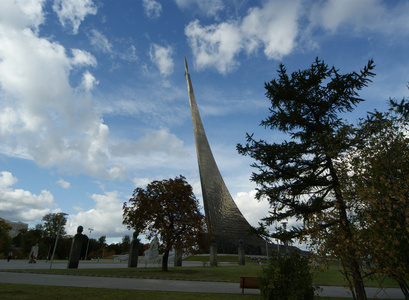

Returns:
184,57,188,74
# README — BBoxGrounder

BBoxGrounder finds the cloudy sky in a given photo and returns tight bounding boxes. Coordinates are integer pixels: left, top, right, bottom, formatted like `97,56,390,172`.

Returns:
0,0,408,245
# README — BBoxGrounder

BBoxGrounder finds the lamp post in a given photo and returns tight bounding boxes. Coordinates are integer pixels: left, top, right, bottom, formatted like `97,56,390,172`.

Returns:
85,228,94,260
265,239,269,260
281,221,288,253
49,212,68,269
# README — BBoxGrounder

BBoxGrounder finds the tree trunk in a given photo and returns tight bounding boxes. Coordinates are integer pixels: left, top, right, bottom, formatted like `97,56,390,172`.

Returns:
397,279,409,300
351,260,367,300
329,160,367,300
162,249,170,272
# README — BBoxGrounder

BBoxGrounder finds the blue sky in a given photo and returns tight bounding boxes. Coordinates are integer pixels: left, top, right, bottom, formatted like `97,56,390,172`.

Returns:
0,0,408,245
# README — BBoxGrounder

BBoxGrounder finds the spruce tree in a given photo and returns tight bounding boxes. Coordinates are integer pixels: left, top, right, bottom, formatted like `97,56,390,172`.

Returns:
238,58,375,300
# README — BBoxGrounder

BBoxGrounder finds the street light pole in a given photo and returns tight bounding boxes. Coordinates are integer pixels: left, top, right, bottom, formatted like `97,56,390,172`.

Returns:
266,239,269,260
49,212,68,269
281,221,288,254
85,228,94,260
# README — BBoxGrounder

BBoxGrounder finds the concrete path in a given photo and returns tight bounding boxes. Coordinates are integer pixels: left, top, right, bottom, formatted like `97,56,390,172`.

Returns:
0,259,405,298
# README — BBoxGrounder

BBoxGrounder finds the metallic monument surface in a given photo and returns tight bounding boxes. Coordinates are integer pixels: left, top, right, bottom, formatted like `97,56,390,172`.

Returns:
184,58,265,254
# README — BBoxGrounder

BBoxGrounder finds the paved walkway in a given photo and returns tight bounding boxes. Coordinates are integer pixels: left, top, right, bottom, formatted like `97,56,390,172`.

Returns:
0,259,405,298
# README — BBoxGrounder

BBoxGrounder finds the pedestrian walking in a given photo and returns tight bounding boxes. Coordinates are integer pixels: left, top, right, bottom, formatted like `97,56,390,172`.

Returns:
7,251,13,262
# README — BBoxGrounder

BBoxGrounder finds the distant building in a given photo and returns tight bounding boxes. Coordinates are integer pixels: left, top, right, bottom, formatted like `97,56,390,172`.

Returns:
4,220,28,238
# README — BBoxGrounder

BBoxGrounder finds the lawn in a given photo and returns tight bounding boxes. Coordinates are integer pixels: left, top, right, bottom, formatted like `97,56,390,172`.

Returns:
6,263,401,288
312,264,400,288
1,283,398,300
184,254,257,264
10,265,261,282
0,283,258,300
1,257,404,300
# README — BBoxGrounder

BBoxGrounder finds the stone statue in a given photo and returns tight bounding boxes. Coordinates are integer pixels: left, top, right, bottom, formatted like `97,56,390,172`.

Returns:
28,243,39,263
67,226,88,269
174,248,183,267
210,238,217,267
238,239,245,265
144,236,159,261
128,231,140,268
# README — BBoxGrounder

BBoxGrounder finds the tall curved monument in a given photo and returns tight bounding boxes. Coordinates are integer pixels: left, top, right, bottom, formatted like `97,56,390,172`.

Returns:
184,58,266,254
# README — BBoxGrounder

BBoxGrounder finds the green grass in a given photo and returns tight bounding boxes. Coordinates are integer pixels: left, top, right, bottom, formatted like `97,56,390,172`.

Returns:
312,266,400,288
8,264,401,288
2,283,396,300
13,265,261,282
184,255,257,264
1,260,404,299
0,283,259,300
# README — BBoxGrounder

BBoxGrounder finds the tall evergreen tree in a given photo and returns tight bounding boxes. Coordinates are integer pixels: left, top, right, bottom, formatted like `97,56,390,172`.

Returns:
237,58,375,300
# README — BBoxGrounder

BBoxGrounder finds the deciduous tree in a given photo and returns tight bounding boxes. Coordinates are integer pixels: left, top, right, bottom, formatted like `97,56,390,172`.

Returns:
345,109,409,299
237,58,375,300
122,175,207,271
0,218,12,256
41,213,67,240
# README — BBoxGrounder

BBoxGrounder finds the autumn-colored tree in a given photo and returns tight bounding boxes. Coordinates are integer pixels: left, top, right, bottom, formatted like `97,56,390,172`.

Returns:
345,109,409,299
122,175,207,271
237,58,375,300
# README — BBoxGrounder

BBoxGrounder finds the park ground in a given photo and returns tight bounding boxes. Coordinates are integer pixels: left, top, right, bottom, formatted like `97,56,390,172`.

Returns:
0,256,405,299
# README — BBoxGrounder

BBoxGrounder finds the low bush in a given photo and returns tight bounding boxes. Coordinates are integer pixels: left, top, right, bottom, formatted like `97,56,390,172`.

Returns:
259,251,316,300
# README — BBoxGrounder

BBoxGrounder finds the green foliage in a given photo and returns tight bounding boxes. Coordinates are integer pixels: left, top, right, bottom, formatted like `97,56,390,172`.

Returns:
0,218,13,255
13,227,45,258
38,213,67,240
342,107,409,298
259,252,315,300
237,58,376,300
98,235,106,246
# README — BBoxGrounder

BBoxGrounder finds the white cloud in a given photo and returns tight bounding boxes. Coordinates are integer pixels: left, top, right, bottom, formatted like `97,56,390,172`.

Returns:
149,44,174,76
132,177,152,188
88,30,137,62
309,0,409,35
234,189,304,245
57,179,70,188
142,0,162,19
110,128,189,171
52,0,97,34
174,0,224,17
241,0,299,59
80,70,99,92
185,0,409,74
234,190,271,228
89,29,113,54
0,1,124,180
71,48,97,67
185,0,301,74
121,45,138,62
0,0,46,33
66,190,127,237
185,20,242,74
0,171,54,221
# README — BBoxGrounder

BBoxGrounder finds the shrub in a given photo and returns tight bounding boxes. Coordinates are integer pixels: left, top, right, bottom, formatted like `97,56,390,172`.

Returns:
259,251,315,300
